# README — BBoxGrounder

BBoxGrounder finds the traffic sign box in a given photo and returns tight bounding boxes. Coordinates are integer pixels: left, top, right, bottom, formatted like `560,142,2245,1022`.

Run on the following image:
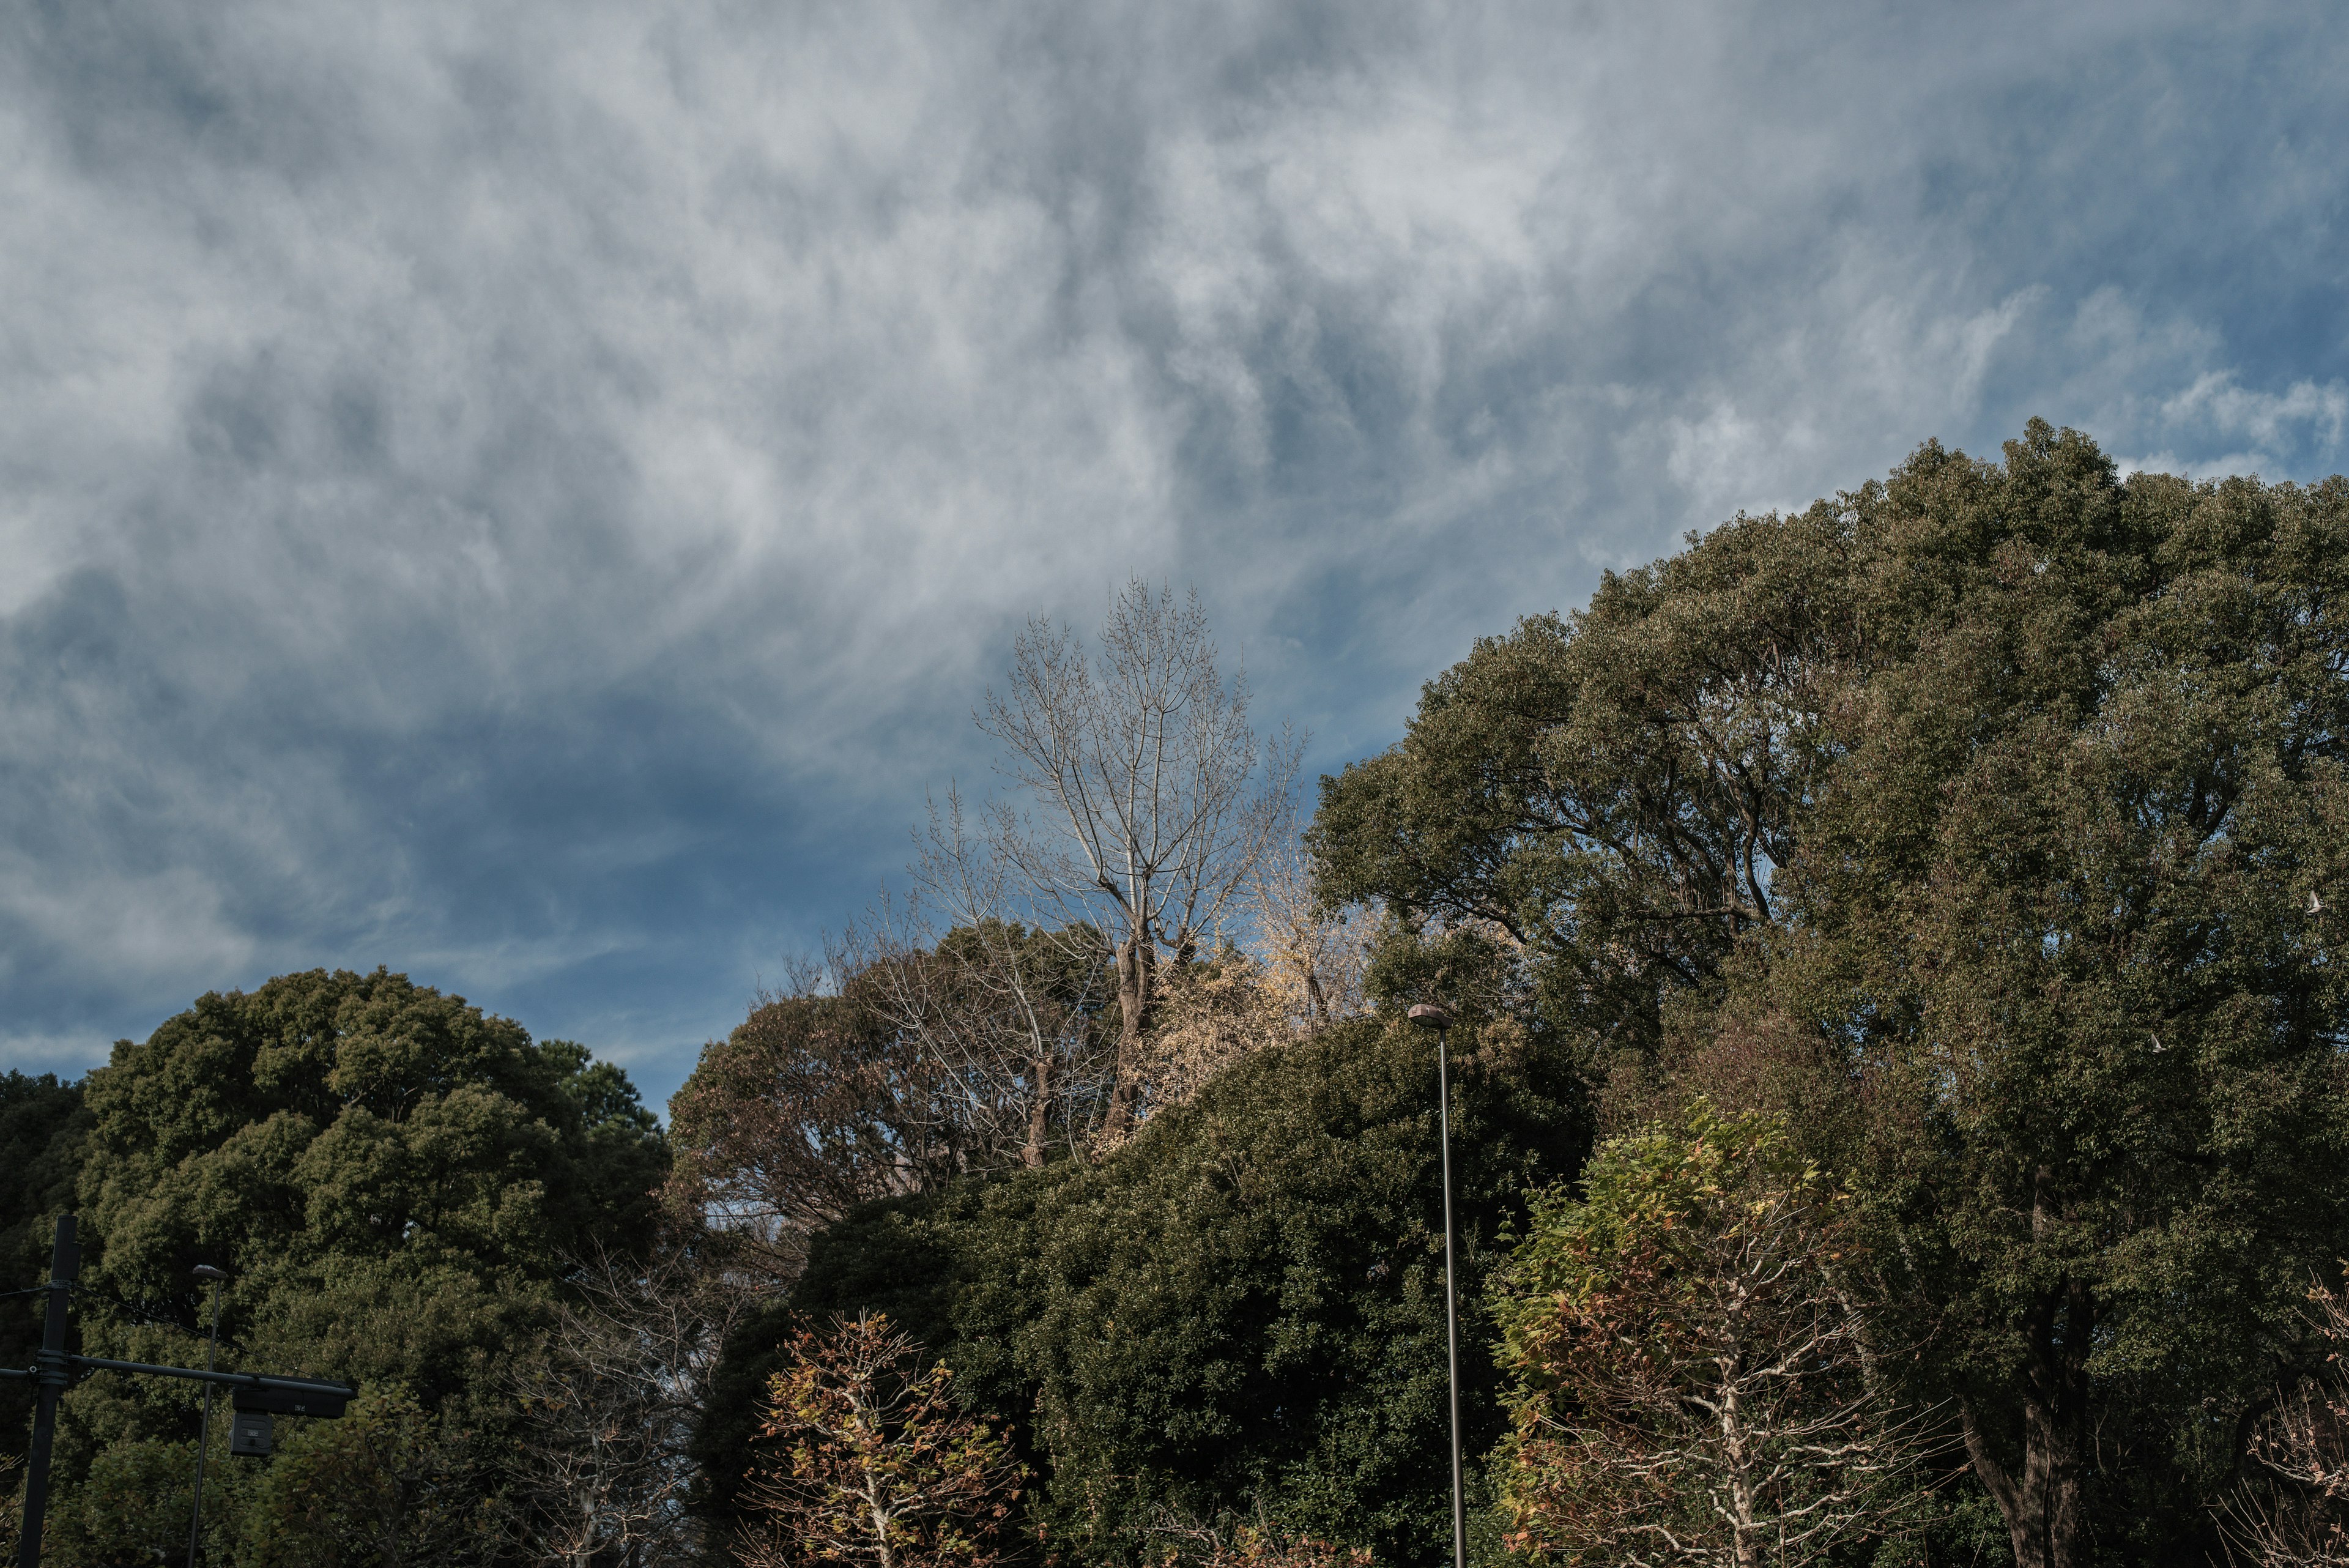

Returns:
229,1409,273,1457
232,1384,349,1419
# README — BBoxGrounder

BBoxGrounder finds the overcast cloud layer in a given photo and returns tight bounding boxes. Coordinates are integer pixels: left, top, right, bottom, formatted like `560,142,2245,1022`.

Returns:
4,0,2344,1105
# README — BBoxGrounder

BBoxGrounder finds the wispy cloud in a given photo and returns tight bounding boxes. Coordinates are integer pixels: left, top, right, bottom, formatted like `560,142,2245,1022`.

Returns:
2,0,2343,1102
2160,374,2349,464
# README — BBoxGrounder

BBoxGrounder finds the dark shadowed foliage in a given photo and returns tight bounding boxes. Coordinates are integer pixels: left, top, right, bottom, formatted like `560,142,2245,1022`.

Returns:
1,1071,87,1463
699,1012,1590,1567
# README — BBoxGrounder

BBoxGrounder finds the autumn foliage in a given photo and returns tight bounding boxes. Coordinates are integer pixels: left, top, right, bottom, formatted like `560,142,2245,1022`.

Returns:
1489,1105,1914,1568
737,1312,1025,1568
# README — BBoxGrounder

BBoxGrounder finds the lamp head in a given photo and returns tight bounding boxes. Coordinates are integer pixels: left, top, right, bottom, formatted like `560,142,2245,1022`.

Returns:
1407,1003,1453,1031
193,1265,230,1282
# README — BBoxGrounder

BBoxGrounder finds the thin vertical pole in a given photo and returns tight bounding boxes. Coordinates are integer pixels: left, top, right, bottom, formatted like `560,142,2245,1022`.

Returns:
185,1282,220,1567
1438,1028,1466,1568
17,1213,77,1568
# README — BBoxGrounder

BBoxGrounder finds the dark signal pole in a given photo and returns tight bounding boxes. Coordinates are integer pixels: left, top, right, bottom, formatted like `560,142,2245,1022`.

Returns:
1408,1003,1466,1568
15,1212,76,1568
4,1216,352,1566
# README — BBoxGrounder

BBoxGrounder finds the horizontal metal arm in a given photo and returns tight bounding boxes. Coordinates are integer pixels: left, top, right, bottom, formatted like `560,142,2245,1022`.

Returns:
65,1355,355,1398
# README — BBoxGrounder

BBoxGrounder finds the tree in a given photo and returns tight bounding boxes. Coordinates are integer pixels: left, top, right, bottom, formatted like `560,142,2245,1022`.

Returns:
839,793,1118,1170
0,1070,84,1467
1106,946,1296,1143
665,980,973,1285
736,1312,1025,1568
1311,423,2349,1566
239,1386,499,1568
1236,833,1371,1030
1488,1104,1918,1568
35,1432,245,1567
1149,1518,1371,1568
1308,505,1840,1065
502,1243,748,1567
723,1011,1592,1568
54,967,666,1531
979,579,1296,1137
1781,432,2349,1568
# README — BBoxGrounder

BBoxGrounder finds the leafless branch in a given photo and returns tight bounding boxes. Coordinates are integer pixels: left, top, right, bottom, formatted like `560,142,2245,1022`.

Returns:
2227,1280,2349,1567
500,1242,754,1567
976,581,1297,1139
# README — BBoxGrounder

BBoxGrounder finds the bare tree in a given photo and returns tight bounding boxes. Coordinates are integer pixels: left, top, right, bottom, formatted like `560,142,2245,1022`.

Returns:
502,1243,750,1567
1088,948,1292,1154
1236,830,1369,1029
1493,1106,1923,1568
2228,1282,2349,1567
1087,817,1370,1150
979,581,1296,1137
835,790,1116,1170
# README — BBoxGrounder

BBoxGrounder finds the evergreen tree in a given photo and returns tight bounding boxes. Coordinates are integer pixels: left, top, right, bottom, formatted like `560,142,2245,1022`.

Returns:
0,1070,86,1465
39,967,666,1558
1312,423,2349,1567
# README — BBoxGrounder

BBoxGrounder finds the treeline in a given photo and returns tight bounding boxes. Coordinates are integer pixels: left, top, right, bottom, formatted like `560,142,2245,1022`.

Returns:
6,423,2349,1568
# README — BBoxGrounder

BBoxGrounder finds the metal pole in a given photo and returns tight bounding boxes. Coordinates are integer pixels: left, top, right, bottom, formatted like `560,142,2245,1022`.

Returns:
1436,1025,1466,1568
185,1270,224,1567
1408,1003,1467,1568
16,1213,77,1568
49,1358,347,1400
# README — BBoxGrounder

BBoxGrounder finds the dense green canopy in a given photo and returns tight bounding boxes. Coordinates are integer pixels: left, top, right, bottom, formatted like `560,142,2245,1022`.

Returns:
1311,423,2349,1567
9,424,2343,1568
67,967,667,1437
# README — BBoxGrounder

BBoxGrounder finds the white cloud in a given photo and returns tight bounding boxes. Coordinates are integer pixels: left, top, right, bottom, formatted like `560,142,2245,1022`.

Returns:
2161,374,2349,462
1,0,2343,1097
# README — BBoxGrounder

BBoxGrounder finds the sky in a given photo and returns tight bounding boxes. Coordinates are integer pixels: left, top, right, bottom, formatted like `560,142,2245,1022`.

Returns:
3,0,2344,1112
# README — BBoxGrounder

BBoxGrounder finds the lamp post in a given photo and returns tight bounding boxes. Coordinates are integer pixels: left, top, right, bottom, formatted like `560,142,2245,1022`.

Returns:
186,1263,229,1568
1408,1001,1466,1568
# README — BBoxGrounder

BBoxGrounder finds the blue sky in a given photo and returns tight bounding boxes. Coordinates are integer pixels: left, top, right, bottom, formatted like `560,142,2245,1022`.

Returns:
3,0,2343,1112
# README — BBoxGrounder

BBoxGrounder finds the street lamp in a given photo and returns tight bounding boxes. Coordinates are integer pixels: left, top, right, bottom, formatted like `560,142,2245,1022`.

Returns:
1408,1002,1466,1568
186,1263,229,1568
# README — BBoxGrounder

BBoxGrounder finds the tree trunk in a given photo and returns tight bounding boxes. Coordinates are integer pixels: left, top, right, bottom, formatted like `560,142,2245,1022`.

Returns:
1102,934,1154,1137
866,1465,896,1568
1720,1335,1761,1568
1726,1414,1761,1568
1959,1279,2091,1568
1022,1047,1052,1168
